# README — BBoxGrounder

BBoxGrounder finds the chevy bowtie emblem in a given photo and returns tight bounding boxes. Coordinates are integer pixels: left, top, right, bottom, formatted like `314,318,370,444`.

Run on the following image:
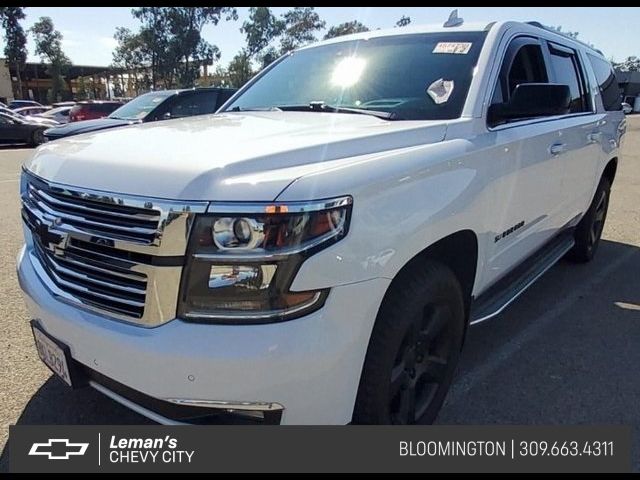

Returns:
29,438,89,460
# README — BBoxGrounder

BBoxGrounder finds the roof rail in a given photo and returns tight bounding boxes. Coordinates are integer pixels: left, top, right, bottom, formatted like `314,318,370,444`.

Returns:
525,21,604,56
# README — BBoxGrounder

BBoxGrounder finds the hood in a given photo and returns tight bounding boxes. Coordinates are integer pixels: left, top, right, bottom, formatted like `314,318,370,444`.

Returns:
26,111,447,201
44,117,135,137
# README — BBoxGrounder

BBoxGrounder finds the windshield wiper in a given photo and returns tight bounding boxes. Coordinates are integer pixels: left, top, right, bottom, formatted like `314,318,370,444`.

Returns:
227,106,282,112
275,102,398,120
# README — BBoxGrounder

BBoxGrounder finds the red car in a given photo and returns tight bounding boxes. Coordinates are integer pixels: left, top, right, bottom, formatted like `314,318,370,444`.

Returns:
69,101,123,122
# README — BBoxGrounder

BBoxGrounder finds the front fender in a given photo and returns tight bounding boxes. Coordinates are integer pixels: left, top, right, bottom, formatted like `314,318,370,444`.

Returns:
281,138,489,292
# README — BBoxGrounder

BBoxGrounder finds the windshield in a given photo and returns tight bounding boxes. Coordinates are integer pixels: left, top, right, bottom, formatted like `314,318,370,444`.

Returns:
226,32,486,120
109,91,174,120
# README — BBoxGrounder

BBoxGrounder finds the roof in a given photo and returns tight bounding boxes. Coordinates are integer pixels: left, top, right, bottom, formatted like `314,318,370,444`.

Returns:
306,22,493,49
301,20,606,59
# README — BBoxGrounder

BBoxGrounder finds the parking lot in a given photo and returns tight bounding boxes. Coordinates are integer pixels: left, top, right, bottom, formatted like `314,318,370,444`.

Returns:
1,117,639,470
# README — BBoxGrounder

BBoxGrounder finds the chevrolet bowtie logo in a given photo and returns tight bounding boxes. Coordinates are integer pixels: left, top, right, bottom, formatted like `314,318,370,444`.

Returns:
29,438,89,460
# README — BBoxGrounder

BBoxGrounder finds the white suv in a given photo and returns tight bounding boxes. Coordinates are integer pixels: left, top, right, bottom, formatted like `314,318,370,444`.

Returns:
18,20,626,425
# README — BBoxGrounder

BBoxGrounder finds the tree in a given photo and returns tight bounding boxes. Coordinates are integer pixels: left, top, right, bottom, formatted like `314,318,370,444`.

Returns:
279,7,325,54
242,7,284,67
163,7,236,87
30,17,71,103
226,50,254,88
206,65,233,88
128,7,237,89
614,56,640,72
396,15,411,27
112,27,150,95
130,7,170,89
323,21,369,40
0,7,27,99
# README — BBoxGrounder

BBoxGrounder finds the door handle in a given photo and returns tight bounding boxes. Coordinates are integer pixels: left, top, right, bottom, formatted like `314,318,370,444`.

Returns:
549,143,567,155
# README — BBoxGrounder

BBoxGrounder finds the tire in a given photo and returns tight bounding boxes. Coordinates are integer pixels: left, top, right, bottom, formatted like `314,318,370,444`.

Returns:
352,260,465,425
30,129,45,147
567,177,611,263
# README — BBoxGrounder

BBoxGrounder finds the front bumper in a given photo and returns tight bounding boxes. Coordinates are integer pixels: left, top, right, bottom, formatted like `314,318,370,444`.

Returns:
18,245,390,425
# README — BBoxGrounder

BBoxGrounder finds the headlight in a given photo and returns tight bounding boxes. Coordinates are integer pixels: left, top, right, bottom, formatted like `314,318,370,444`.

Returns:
178,196,352,324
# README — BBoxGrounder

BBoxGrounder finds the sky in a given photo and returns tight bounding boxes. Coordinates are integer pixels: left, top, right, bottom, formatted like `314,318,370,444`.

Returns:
2,7,640,68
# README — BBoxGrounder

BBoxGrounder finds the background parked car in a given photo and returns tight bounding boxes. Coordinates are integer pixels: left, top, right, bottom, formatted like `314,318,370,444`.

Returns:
44,87,237,141
14,106,51,117
8,100,43,110
51,101,76,108
0,107,58,128
0,112,47,146
68,100,124,122
35,105,73,125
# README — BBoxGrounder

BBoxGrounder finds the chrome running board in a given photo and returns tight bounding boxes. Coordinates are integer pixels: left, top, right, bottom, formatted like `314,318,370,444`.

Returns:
469,232,575,325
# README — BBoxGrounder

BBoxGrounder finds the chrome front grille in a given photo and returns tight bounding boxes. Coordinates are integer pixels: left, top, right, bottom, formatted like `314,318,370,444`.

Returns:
21,170,208,327
27,181,162,244
33,237,148,318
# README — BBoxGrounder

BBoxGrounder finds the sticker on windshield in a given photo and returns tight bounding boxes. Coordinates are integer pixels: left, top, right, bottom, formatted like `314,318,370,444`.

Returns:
427,78,455,105
433,42,472,54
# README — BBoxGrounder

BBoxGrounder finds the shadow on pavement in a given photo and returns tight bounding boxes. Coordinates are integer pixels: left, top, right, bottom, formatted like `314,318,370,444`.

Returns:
1,239,639,471
438,239,640,469
0,377,151,470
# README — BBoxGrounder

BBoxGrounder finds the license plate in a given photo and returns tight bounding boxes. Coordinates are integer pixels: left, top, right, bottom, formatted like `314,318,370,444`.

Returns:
31,321,74,387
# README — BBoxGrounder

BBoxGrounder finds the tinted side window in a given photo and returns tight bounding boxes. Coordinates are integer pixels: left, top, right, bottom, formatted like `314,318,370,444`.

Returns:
91,104,116,114
587,53,622,111
492,41,548,105
216,90,235,109
548,44,589,113
101,103,120,113
170,92,219,118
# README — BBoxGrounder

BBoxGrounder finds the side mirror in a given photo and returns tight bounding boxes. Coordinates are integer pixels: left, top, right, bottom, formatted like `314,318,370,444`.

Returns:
488,83,571,127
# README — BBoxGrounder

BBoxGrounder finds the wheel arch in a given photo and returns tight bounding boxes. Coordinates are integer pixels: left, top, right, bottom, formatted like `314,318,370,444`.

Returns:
381,229,479,320
602,157,618,186
352,230,479,423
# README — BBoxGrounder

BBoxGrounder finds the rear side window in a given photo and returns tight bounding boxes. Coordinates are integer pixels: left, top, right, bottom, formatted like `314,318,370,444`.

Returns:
547,43,589,113
587,53,622,111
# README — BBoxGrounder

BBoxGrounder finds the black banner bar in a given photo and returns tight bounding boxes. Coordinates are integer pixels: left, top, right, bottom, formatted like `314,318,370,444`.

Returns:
9,425,631,473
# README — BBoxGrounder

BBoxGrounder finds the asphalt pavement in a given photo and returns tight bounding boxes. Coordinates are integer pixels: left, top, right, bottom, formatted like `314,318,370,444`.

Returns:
0,117,639,471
